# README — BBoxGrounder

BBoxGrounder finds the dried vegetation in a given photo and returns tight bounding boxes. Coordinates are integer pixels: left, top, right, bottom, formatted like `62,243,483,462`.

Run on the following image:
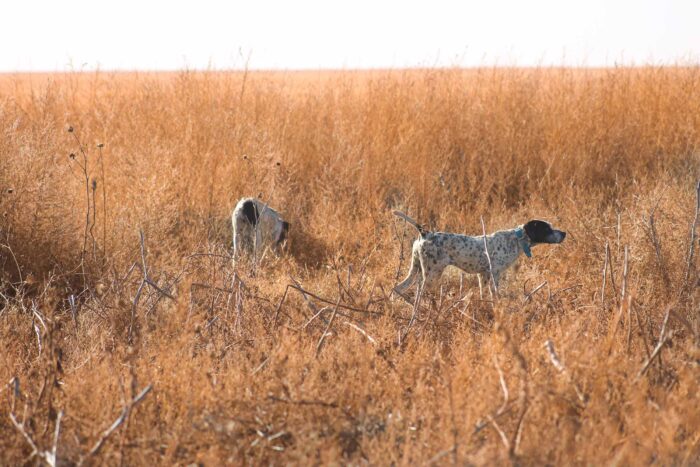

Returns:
1,67,699,464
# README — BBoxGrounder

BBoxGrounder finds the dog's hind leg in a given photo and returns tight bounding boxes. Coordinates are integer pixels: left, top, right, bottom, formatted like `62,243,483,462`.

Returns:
418,254,445,294
394,248,421,295
233,216,256,263
232,217,242,259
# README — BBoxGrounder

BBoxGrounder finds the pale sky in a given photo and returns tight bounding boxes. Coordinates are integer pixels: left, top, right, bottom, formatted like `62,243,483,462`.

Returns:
2,0,699,71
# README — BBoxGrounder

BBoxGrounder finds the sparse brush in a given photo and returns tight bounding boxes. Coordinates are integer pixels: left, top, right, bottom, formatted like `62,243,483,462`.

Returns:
0,68,699,465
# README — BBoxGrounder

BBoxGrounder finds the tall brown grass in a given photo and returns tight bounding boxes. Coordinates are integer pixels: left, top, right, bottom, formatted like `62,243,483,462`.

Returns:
1,67,699,465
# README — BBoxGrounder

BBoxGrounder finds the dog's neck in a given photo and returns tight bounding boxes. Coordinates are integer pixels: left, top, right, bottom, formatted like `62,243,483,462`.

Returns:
514,227,532,258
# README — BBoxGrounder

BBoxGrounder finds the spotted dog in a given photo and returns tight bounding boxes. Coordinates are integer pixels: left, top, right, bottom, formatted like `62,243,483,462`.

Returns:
393,210,565,294
232,198,290,259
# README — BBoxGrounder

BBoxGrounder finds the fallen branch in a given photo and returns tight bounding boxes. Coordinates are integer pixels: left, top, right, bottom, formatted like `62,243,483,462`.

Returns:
273,280,385,331
288,282,383,315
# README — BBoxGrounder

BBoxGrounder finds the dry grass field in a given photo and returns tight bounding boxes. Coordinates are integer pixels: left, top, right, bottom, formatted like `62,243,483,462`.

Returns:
1,67,699,465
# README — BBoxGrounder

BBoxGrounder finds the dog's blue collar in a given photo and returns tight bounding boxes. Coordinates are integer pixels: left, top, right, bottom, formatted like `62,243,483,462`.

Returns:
514,228,532,258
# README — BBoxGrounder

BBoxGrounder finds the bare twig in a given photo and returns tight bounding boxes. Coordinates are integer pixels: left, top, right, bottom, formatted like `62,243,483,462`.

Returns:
474,357,510,433
128,230,176,343
32,315,43,357
426,446,457,466
399,281,423,346
90,178,98,263
272,284,292,329
601,242,609,306
315,296,341,357
188,252,234,261
488,414,510,451
9,411,42,463
0,243,23,283
70,129,91,277
668,308,698,342
267,394,339,410
682,180,700,292
544,339,585,403
50,410,63,466
616,211,622,255
446,371,459,465
636,308,673,381
608,246,630,353
343,322,377,346
480,216,497,297
68,294,78,333
8,382,63,467
303,306,332,330
276,282,383,320
393,215,408,282
97,143,108,268
494,357,509,413
233,275,245,335
620,245,629,305
80,384,152,464
512,405,529,456
648,208,671,287
501,326,529,459
524,281,547,304
607,243,620,305
631,300,652,361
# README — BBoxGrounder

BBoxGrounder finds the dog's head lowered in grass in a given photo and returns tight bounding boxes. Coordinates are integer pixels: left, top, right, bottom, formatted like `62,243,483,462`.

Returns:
232,198,290,259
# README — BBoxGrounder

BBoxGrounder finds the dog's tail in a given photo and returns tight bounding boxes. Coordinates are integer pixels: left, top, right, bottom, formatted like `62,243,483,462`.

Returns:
393,210,428,237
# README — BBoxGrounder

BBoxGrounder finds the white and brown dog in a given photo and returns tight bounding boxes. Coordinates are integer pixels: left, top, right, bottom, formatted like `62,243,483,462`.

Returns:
232,198,290,259
393,210,565,294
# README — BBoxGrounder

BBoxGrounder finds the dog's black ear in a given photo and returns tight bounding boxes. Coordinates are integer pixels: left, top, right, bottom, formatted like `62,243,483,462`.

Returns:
278,221,291,243
242,200,259,225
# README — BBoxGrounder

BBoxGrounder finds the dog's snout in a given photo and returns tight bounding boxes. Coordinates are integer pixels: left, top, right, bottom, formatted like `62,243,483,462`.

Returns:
546,230,566,243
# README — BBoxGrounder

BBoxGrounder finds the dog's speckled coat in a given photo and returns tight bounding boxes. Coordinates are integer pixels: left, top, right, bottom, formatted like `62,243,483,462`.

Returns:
393,211,565,293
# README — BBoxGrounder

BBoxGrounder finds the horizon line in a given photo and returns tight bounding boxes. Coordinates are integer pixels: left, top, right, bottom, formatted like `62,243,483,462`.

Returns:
2,61,699,75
